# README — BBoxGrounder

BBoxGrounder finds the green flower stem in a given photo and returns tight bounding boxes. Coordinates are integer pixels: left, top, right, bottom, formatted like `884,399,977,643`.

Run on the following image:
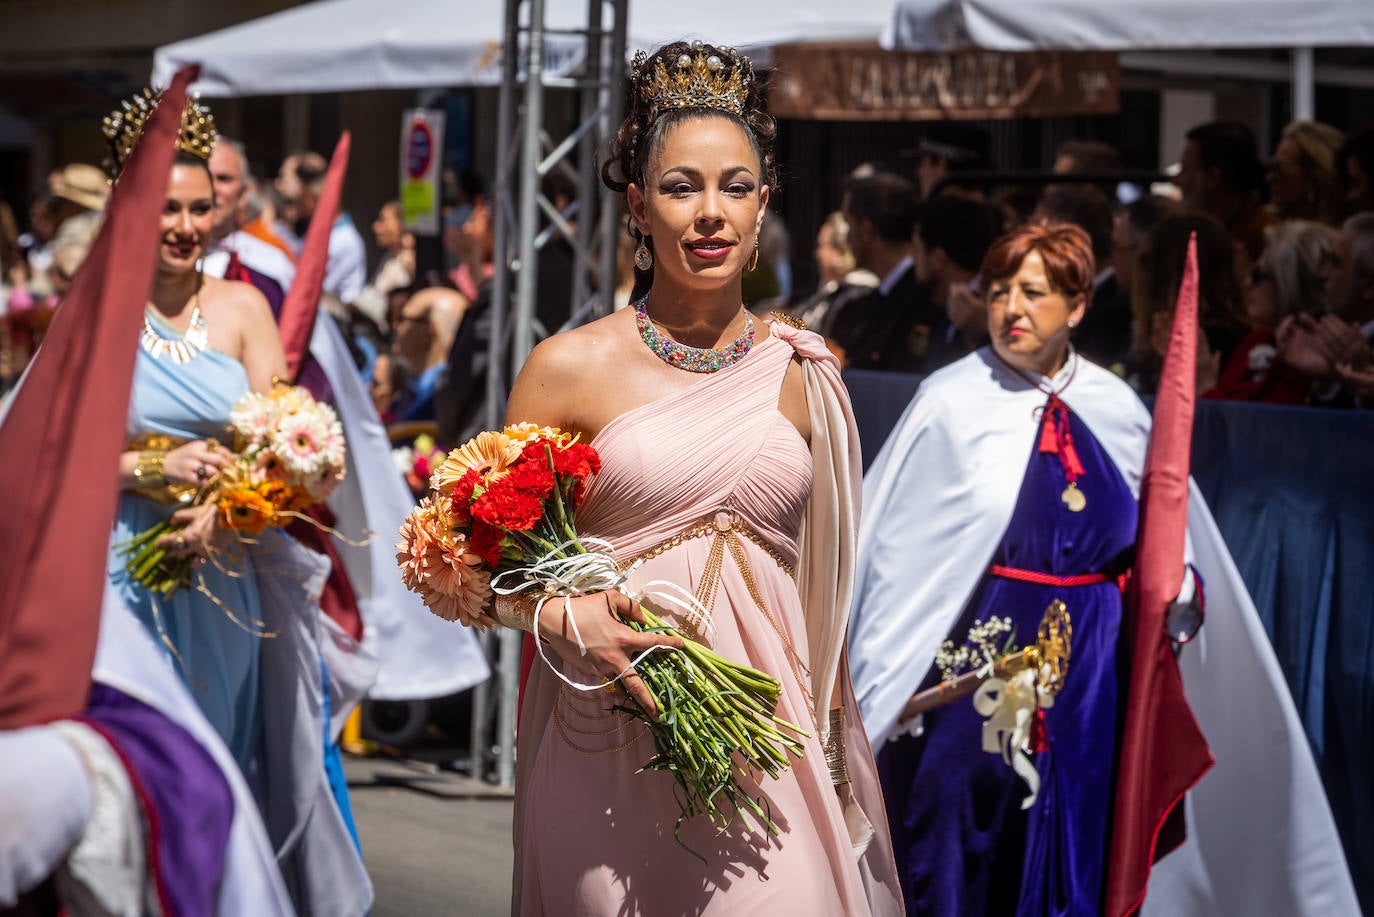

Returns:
122,520,195,597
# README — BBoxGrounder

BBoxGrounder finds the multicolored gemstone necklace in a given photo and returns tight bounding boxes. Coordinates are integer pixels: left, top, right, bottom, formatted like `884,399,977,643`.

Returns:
634,295,754,373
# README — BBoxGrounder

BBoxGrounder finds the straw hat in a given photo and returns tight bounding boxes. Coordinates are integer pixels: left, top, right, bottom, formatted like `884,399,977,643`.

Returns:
49,163,110,212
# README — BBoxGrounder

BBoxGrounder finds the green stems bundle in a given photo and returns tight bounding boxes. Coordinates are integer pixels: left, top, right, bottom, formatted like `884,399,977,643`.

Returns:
617,606,810,854
518,499,811,846
116,520,192,598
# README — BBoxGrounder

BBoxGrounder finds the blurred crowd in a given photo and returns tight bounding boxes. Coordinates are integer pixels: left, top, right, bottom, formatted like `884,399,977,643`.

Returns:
3,113,1371,461
790,119,1374,409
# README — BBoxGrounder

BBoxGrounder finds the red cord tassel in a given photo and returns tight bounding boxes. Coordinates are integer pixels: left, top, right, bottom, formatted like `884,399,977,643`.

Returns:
1030,707,1050,753
1039,394,1086,483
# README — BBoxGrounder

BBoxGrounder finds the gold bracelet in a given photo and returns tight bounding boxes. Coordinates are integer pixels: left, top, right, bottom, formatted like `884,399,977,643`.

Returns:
132,450,166,489
493,592,540,633
823,707,850,786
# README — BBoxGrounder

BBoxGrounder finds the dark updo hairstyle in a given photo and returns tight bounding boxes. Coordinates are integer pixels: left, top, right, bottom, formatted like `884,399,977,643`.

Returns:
601,41,777,296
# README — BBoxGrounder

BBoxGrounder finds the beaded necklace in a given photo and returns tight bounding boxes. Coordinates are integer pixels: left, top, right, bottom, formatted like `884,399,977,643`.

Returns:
634,295,754,373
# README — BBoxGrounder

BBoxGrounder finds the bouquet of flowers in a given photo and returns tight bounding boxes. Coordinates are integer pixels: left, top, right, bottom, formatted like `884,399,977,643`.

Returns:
392,433,446,499
396,424,808,844
119,385,346,597
908,601,1072,808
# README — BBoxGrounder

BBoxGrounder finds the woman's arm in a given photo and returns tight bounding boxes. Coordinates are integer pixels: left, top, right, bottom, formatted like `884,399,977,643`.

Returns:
500,332,683,716
778,355,812,444
503,334,580,431
231,285,289,394
117,442,230,492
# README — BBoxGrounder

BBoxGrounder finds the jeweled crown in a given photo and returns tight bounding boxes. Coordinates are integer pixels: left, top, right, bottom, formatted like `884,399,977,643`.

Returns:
102,87,218,179
633,43,753,117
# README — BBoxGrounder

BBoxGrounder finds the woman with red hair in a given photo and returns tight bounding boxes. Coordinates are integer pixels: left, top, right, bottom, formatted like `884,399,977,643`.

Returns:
850,222,1145,914
848,221,1355,916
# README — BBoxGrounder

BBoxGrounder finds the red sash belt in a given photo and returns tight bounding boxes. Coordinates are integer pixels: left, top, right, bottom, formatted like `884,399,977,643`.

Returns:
987,564,1113,587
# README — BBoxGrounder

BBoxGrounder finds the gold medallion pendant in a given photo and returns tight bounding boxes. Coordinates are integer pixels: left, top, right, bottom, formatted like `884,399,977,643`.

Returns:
1061,482,1087,513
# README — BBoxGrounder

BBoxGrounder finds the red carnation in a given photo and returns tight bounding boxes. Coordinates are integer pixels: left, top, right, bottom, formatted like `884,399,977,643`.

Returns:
503,453,556,499
471,481,546,532
448,468,481,523
469,520,506,568
552,441,601,480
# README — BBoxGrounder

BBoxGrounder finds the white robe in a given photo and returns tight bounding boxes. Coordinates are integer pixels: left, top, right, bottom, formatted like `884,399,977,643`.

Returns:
92,581,300,916
309,316,491,700
849,347,1359,916
0,582,300,915
204,250,491,701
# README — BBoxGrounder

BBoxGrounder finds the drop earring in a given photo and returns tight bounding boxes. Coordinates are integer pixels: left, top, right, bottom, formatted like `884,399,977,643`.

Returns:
748,240,759,272
634,238,653,271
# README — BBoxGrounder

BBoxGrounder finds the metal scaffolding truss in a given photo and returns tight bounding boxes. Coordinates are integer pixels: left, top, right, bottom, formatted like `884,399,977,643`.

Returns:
472,0,629,787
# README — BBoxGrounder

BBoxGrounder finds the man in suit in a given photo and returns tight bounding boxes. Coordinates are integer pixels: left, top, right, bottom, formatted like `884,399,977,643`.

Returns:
914,195,999,371
828,172,938,373
1173,120,1275,265
1036,183,1130,371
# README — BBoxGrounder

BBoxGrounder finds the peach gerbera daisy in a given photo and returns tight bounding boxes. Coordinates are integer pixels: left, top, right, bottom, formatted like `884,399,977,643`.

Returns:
430,430,522,495
395,498,494,628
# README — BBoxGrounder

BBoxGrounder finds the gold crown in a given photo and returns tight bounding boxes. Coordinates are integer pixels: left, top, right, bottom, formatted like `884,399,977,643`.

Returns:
102,87,218,179
633,44,752,117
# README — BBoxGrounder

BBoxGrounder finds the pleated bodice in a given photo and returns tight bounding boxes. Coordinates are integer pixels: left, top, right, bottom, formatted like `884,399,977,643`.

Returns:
578,334,812,565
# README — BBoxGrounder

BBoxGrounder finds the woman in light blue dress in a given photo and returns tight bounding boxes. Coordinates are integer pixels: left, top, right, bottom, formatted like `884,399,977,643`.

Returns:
107,148,289,775
100,99,372,913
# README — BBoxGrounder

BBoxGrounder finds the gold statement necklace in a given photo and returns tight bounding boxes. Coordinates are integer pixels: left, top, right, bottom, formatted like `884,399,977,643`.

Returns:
141,291,208,365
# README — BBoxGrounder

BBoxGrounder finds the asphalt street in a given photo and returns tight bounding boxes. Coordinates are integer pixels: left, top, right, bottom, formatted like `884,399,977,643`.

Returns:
347,756,514,916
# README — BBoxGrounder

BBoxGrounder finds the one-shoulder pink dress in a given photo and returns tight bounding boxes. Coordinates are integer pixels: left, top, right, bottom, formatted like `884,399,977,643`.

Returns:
513,327,900,916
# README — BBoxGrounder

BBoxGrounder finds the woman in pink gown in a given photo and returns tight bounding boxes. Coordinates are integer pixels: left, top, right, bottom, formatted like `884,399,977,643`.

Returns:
495,42,902,915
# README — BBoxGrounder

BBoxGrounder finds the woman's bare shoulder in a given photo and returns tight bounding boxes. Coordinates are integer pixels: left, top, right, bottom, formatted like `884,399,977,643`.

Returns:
522,309,635,379
200,274,273,323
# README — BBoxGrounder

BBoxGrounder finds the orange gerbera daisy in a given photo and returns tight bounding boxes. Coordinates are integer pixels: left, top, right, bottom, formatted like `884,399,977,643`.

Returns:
503,422,562,446
430,430,522,495
218,486,277,534
256,478,292,510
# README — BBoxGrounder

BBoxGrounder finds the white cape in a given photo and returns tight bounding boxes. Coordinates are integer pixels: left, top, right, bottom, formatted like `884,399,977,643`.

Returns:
311,316,491,699
207,246,491,700
849,347,1359,915
91,581,296,916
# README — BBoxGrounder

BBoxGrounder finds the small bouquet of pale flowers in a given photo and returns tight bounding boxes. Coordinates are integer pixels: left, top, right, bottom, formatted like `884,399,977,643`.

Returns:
119,384,347,597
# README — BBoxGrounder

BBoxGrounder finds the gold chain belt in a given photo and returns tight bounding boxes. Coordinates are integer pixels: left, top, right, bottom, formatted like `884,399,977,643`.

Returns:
627,510,796,581
625,510,814,719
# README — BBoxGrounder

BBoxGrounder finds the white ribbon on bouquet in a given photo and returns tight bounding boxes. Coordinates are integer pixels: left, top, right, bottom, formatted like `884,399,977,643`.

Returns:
490,537,713,694
972,665,1056,809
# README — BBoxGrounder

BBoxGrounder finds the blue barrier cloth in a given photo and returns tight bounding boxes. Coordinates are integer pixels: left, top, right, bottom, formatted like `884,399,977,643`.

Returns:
844,371,1374,910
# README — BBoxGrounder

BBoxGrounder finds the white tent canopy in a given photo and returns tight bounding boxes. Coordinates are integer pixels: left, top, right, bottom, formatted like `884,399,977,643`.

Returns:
153,0,897,96
886,0,1374,122
886,0,1374,52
